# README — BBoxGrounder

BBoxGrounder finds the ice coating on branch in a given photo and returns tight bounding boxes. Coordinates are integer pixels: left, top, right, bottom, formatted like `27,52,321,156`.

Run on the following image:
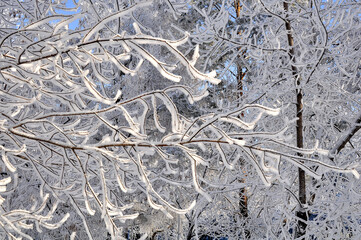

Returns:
127,41,182,82
83,1,153,42
221,116,255,130
155,93,180,133
41,213,70,230
25,16,68,30
53,13,85,34
0,145,26,172
216,144,234,170
120,106,140,132
187,67,220,84
107,51,137,76
233,138,246,146
1,0,360,238
189,153,209,166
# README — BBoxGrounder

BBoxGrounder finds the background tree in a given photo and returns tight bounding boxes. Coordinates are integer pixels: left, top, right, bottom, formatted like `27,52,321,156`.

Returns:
188,0,361,238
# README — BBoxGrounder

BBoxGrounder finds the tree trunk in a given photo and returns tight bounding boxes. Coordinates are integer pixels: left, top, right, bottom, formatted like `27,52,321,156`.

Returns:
151,230,163,240
186,224,194,240
235,1,250,238
283,2,307,239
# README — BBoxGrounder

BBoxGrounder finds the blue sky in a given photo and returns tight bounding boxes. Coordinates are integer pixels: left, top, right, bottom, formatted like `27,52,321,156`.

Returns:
53,0,80,30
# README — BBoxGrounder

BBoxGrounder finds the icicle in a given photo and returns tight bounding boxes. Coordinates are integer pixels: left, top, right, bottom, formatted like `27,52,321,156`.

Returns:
133,22,142,35
152,95,166,133
351,169,360,179
190,45,200,66
82,180,95,216
155,93,180,133
216,144,234,170
0,176,11,186
193,90,209,102
130,58,144,76
168,32,189,47
85,197,95,216
115,168,128,193
0,195,5,205
190,158,212,202
1,151,16,172
147,194,163,210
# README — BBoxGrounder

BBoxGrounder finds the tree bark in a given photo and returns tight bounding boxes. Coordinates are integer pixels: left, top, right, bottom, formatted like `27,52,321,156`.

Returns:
235,1,250,238
331,112,361,156
186,224,194,240
283,2,307,239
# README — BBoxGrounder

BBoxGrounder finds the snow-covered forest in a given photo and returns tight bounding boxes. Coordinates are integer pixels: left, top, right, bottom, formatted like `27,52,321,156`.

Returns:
0,0,360,239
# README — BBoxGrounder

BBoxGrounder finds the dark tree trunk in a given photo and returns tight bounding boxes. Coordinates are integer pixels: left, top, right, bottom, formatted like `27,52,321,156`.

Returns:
187,224,194,240
283,2,307,239
234,1,250,238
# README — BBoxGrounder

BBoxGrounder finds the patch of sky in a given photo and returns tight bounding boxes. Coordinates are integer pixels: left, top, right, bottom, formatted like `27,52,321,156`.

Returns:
53,0,81,30
16,17,29,29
